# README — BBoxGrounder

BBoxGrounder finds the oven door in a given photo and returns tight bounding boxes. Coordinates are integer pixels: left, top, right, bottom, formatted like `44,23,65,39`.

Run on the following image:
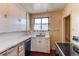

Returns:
71,43,79,56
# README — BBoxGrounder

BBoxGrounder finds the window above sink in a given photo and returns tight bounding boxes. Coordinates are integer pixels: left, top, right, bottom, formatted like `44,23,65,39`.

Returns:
34,17,49,32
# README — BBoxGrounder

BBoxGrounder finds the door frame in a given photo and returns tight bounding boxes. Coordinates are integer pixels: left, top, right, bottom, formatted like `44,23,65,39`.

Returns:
63,14,71,43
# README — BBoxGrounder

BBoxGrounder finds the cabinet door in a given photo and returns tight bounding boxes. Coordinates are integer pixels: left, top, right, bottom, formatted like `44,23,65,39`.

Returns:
31,37,39,51
18,42,25,56
39,38,46,53
31,37,50,53
36,38,43,52
40,38,50,53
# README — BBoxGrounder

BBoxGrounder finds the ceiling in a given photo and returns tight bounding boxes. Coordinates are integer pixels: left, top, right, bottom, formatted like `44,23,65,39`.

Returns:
18,3,67,14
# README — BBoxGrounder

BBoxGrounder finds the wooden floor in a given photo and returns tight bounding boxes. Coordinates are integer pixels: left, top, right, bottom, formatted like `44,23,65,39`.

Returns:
50,50,56,56
29,50,56,56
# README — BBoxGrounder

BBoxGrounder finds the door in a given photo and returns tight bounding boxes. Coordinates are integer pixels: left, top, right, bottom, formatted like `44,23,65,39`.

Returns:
64,15,71,43
18,42,25,56
40,38,50,53
31,37,39,52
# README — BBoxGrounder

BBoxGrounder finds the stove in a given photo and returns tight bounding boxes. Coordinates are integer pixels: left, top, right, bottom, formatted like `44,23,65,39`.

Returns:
71,36,79,55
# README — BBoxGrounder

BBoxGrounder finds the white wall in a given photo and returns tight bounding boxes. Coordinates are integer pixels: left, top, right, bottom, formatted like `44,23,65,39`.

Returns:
0,4,27,32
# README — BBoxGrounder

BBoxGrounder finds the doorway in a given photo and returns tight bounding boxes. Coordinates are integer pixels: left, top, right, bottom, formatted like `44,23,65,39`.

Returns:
64,15,71,43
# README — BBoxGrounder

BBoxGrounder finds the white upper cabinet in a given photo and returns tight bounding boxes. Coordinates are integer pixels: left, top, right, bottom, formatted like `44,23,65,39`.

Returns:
0,4,27,32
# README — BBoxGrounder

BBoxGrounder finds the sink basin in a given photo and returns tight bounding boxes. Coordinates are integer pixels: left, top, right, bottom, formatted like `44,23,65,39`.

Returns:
36,35,45,37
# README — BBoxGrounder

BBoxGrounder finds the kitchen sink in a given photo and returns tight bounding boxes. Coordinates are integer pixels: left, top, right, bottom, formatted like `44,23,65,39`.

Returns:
36,35,45,37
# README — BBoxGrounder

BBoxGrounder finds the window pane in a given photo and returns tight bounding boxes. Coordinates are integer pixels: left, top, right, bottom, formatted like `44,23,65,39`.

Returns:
34,18,41,30
42,18,48,30
34,18,48,31
35,18,41,23
34,23,41,30
42,23,48,30
42,18,48,23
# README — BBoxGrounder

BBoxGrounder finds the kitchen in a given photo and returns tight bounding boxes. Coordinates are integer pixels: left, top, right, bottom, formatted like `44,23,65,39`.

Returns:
0,3,79,56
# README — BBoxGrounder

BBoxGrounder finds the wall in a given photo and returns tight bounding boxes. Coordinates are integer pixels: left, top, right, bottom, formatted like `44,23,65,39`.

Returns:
30,3,79,49
30,10,63,49
63,4,79,42
0,4,26,32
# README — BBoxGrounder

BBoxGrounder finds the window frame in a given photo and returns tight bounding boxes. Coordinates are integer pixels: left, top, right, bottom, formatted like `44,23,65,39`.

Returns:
34,17,49,31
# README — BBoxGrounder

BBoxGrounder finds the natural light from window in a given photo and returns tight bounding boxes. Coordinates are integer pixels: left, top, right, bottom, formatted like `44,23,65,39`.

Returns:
34,17,48,31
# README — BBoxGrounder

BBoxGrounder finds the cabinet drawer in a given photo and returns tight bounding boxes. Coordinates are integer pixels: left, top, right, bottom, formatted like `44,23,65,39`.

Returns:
18,42,25,56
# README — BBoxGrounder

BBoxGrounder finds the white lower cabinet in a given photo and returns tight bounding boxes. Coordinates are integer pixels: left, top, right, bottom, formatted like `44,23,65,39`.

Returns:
0,46,18,56
0,42,25,56
18,42,25,56
31,38,39,52
31,37,50,53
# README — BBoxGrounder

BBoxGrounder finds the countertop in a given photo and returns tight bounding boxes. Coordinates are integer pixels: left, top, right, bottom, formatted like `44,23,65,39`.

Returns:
0,32,31,53
0,31,50,54
56,43,79,56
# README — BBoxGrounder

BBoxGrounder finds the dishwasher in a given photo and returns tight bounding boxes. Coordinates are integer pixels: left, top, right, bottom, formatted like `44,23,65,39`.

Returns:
24,38,31,56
